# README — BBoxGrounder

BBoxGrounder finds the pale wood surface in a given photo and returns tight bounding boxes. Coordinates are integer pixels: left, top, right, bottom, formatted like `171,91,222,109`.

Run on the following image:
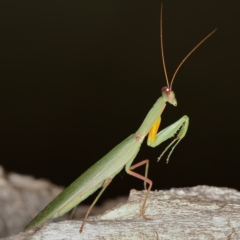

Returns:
9,186,240,240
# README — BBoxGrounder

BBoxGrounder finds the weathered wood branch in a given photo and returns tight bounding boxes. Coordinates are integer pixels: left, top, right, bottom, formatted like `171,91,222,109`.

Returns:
8,185,240,240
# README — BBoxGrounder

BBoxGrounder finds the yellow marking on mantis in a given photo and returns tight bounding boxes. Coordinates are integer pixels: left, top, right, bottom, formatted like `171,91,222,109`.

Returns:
147,117,161,145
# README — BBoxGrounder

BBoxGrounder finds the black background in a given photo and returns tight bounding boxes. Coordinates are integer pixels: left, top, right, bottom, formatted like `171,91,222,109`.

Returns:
0,0,239,205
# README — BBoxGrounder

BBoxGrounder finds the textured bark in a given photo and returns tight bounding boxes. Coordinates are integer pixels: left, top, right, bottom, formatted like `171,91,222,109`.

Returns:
4,185,240,240
0,165,126,239
0,165,63,238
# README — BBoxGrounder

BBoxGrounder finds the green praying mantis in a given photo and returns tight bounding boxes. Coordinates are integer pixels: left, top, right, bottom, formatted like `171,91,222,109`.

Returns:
24,5,216,233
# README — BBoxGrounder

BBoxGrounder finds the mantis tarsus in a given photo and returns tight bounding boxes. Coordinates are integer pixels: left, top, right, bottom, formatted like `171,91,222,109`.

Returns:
24,5,216,233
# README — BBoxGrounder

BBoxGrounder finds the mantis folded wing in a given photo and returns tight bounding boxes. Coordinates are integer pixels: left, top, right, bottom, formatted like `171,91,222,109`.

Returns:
24,4,216,233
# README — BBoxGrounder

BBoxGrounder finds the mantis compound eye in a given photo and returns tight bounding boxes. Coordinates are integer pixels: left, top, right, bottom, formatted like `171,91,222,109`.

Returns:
161,86,172,98
161,86,170,93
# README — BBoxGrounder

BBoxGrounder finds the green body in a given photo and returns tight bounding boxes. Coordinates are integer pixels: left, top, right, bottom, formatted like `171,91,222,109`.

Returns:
25,135,140,229
24,93,189,231
24,7,215,230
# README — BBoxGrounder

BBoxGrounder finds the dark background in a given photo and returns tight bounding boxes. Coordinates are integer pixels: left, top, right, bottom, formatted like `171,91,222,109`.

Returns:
0,0,239,204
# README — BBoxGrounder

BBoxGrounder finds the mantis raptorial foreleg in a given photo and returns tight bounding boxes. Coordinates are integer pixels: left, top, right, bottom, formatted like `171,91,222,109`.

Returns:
24,4,216,233
149,115,189,163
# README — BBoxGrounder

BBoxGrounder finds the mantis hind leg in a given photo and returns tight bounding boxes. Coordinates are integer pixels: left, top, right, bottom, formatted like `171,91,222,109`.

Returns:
69,206,77,219
130,159,149,190
126,159,152,220
79,178,112,233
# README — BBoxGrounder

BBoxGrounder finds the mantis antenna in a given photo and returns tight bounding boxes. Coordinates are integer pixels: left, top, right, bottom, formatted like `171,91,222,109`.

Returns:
160,3,217,89
160,3,169,88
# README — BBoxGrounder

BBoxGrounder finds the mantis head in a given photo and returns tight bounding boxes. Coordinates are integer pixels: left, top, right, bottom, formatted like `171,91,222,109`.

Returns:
162,86,177,106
